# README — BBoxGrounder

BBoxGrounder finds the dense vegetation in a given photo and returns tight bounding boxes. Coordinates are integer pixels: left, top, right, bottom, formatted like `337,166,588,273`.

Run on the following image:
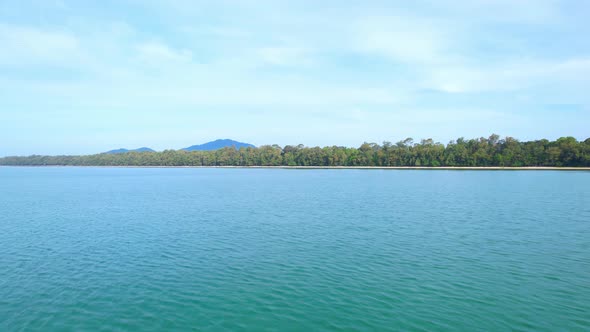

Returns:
1,135,589,167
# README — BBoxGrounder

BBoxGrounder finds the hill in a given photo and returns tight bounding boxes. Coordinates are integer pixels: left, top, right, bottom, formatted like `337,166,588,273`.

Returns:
182,139,255,151
104,147,155,154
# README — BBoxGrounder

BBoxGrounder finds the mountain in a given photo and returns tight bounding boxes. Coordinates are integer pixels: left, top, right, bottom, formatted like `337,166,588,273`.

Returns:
104,147,155,154
101,139,254,154
182,139,255,151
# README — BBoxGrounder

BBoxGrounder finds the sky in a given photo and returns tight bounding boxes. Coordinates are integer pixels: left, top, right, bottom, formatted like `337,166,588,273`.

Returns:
1,0,589,155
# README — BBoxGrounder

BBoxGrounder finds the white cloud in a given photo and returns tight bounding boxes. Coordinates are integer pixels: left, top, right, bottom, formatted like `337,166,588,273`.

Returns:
53,0,69,10
0,24,80,65
357,17,444,63
256,46,311,66
427,57,590,94
136,41,193,63
1,2,589,123
443,0,563,24
354,15,458,64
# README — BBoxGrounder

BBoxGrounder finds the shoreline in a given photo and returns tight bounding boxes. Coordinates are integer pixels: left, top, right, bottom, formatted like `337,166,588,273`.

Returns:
1,165,590,171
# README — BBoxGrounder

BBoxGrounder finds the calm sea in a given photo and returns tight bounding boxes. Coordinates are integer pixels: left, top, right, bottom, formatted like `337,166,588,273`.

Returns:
1,168,589,331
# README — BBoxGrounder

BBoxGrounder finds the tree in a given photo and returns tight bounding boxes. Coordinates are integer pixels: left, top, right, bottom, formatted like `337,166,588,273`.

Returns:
2,135,589,167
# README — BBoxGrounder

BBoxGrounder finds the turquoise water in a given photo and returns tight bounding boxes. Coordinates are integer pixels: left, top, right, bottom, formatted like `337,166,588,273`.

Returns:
1,168,589,331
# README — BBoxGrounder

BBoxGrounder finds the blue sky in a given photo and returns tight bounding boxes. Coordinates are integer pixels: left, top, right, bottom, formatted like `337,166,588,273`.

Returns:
1,0,589,155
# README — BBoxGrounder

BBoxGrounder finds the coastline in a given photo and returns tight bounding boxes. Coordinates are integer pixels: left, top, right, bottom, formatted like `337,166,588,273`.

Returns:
1,165,590,171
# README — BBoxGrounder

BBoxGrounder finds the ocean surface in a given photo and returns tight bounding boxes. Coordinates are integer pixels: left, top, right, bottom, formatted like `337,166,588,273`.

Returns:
1,167,589,331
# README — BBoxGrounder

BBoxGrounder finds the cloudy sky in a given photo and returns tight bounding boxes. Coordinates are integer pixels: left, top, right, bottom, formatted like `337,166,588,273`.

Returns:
1,0,589,155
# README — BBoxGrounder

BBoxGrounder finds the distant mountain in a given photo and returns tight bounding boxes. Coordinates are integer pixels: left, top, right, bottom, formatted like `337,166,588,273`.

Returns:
104,147,155,154
183,139,255,151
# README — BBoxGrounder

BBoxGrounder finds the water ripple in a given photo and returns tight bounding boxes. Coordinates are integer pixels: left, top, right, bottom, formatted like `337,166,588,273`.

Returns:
0,168,589,331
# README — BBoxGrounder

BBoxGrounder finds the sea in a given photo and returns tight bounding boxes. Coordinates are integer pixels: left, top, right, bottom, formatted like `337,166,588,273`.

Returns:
1,167,589,331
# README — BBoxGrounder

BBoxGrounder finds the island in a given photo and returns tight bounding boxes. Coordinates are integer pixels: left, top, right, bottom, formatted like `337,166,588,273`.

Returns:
1,135,589,168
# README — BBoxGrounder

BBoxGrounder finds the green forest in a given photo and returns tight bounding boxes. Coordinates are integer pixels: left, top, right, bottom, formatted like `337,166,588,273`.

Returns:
1,135,589,167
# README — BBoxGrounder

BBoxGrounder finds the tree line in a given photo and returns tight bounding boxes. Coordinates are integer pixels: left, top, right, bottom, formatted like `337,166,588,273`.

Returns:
1,135,589,167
